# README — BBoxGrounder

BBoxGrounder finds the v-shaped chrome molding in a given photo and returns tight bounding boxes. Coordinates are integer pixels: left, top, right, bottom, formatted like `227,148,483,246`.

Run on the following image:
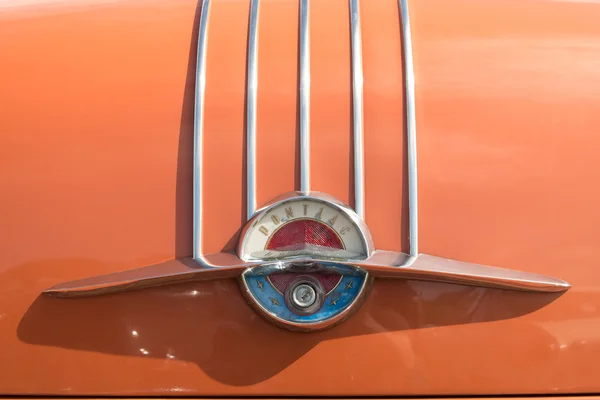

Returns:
44,0,570,302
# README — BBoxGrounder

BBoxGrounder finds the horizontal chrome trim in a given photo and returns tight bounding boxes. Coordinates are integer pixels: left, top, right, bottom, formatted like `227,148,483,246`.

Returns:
43,254,257,298
44,250,570,297
246,0,260,219
299,0,310,193
354,251,571,293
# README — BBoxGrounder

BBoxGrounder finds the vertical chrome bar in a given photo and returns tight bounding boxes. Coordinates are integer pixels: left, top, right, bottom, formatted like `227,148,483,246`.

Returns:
399,0,418,257
246,0,260,219
349,0,365,219
193,0,211,260
299,0,310,193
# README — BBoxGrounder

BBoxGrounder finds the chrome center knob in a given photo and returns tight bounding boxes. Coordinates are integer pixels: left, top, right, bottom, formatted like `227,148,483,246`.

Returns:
284,275,325,316
292,284,316,308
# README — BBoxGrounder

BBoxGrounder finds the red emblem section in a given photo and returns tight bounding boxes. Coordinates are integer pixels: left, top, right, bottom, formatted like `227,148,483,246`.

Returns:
266,219,344,294
266,219,344,250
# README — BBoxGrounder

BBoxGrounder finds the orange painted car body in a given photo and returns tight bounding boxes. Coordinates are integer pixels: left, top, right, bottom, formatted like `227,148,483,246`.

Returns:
0,0,599,395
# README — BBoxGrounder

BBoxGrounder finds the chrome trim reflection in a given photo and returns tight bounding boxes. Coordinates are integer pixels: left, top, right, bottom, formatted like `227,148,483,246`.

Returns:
350,0,365,219
246,0,260,219
193,0,211,260
44,249,570,298
299,0,310,192
44,254,258,298
350,251,571,293
399,0,418,258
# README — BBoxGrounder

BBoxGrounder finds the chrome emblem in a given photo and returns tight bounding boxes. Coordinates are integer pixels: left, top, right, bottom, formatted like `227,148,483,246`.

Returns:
42,0,570,332
238,192,374,330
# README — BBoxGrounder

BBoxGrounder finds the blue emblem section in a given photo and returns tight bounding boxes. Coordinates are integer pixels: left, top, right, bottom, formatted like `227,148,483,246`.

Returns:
243,265,367,324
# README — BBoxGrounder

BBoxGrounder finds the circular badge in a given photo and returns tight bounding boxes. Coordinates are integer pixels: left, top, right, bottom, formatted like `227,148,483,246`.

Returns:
238,193,373,331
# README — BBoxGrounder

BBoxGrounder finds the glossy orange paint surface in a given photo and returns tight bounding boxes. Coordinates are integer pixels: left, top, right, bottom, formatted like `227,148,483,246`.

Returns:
0,0,599,395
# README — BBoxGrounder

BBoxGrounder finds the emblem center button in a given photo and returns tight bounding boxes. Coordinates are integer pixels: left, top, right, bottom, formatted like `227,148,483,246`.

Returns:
285,276,326,316
292,284,316,308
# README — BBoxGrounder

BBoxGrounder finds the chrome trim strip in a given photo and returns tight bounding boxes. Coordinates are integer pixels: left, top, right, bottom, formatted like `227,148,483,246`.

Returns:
44,255,255,298
399,0,418,258
246,0,260,219
351,251,571,293
350,0,365,219
299,0,310,193
45,249,570,297
193,0,211,259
